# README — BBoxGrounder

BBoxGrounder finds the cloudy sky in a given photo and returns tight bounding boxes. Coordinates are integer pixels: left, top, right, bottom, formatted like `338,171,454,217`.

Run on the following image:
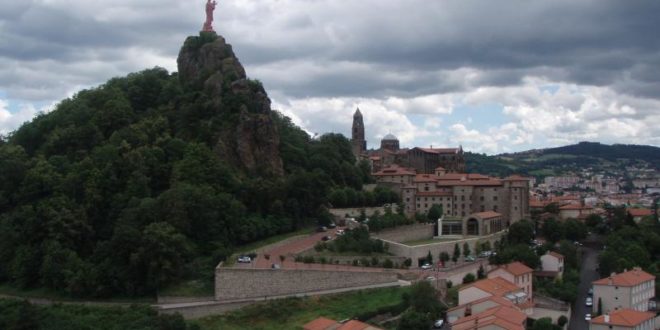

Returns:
1,0,659,154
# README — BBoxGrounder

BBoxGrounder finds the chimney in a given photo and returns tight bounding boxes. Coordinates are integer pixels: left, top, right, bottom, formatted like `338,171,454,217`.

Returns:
604,314,610,323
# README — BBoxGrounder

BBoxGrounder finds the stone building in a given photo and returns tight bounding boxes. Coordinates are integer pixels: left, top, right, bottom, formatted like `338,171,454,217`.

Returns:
349,110,465,173
374,165,530,227
351,108,367,160
590,309,656,330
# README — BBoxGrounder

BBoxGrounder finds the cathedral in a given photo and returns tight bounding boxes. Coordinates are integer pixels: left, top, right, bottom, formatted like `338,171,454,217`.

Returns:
350,108,466,174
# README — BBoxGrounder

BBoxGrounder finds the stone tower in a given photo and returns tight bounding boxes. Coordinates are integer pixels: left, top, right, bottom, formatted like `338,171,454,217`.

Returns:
351,108,366,159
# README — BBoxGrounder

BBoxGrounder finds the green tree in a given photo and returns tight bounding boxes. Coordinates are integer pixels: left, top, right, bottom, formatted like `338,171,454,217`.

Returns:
542,219,564,243
397,311,431,330
427,204,443,222
557,315,568,327
452,243,461,263
463,242,471,258
507,220,535,244
462,273,476,284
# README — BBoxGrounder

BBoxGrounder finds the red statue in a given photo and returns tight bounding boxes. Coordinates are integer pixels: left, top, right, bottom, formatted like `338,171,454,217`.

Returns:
203,0,218,32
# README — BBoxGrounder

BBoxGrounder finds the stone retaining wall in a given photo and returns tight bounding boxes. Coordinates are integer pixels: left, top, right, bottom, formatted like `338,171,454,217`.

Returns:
215,268,399,301
373,224,435,243
381,231,505,263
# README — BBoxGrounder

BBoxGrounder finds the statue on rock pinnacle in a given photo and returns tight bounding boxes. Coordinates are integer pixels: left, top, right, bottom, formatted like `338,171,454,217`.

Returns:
203,0,218,32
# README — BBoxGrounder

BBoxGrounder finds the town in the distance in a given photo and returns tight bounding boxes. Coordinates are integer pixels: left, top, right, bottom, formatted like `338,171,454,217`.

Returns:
0,1,659,330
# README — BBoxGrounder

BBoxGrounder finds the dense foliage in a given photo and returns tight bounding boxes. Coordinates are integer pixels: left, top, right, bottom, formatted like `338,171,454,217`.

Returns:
0,67,370,297
0,299,195,330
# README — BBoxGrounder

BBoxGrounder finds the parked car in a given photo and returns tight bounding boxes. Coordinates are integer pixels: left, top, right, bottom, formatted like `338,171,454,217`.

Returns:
586,297,593,307
426,276,436,282
433,319,445,328
585,313,591,321
237,256,251,263
588,288,593,296
316,226,327,232
478,251,493,258
321,235,332,241
421,263,432,270
464,255,476,262
336,229,345,236
328,223,337,229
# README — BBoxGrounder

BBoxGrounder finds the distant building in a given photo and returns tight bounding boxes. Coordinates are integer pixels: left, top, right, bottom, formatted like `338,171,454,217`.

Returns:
349,110,465,173
627,208,653,224
488,262,534,302
303,317,382,330
374,166,530,225
590,309,656,330
592,268,656,314
451,305,526,330
559,204,595,220
459,277,527,307
538,251,565,279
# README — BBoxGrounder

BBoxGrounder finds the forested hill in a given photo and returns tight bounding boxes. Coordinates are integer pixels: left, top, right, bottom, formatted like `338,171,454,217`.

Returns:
0,32,371,298
466,142,660,178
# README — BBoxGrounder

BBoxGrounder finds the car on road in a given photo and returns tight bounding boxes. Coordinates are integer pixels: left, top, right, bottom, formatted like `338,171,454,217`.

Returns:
336,229,345,236
588,288,593,296
328,223,337,229
586,297,593,307
321,235,332,241
421,263,432,270
464,255,476,262
433,319,445,328
479,251,494,258
237,256,251,263
316,226,327,232
426,276,436,282
585,313,591,321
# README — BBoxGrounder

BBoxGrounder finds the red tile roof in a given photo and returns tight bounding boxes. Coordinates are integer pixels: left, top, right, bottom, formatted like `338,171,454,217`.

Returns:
417,147,460,154
373,166,416,176
559,204,592,210
462,277,521,297
447,295,515,313
452,305,526,330
503,175,530,181
547,251,564,260
472,211,502,219
336,320,381,330
303,317,339,330
628,208,653,217
590,309,655,327
593,268,655,287
414,174,441,182
491,262,533,276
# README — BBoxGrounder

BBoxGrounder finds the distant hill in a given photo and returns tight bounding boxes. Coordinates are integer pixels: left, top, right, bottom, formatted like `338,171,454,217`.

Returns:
466,141,660,178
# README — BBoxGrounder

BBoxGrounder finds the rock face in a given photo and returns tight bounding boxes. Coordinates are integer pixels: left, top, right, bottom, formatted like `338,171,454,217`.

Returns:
177,32,284,176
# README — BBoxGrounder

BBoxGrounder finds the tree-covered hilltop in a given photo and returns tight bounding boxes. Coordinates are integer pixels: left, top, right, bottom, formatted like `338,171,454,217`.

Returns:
0,33,371,298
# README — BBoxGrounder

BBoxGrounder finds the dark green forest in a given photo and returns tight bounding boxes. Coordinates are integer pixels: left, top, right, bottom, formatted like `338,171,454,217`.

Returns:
0,56,372,297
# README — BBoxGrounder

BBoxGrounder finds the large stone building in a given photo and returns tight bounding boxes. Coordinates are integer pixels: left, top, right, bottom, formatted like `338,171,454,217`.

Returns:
349,108,465,174
374,165,530,228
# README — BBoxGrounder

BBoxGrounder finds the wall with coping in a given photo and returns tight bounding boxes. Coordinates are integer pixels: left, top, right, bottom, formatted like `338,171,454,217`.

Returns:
381,231,505,264
215,268,399,301
373,224,435,243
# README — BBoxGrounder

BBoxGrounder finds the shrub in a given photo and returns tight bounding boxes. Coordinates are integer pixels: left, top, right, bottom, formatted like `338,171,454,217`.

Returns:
462,273,476,284
383,259,394,269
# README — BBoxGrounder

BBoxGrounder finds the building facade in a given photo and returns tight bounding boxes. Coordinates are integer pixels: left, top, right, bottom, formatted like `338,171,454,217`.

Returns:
590,309,656,330
592,268,656,314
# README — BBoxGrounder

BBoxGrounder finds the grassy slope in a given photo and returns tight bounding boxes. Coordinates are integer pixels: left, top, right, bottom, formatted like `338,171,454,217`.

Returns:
194,287,408,330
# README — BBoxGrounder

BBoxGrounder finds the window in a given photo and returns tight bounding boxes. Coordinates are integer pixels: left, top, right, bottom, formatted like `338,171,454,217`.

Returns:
493,196,498,201
493,205,498,212
481,206,485,212
406,198,410,202
461,195,465,201
480,196,484,201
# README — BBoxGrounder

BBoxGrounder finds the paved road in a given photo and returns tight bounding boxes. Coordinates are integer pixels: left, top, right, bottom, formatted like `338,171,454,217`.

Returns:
569,244,601,330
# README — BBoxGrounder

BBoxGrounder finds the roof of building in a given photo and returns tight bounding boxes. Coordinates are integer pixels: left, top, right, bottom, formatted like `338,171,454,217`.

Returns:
559,204,593,210
435,166,445,170
462,277,521,297
490,262,534,277
546,251,564,260
373,166,416,176
382,133,398,141
593,268,655,287
303,317,340,330
303,318,381,330
628,208,653,217
451,305,526,330
529,200,546,208
590,309,655,327
414,174,442,183
416,147,461,154
471,211,502,219
447,295,515,313
436,179,503,187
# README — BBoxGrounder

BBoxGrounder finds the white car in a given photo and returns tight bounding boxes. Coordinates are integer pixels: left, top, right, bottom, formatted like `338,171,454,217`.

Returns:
336,229,345,236
433,319,445,328
586,297,593,307
421,263,432,270
237,256,251,263
585,313,591,321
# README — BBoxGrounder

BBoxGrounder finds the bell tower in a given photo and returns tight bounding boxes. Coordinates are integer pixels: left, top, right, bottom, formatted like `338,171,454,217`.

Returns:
351,108,366,159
